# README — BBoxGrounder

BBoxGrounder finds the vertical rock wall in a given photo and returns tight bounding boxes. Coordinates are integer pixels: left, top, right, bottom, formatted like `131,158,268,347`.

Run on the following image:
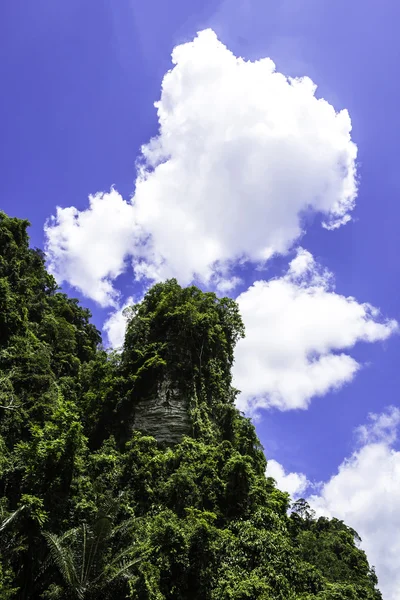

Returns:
133,378,192,444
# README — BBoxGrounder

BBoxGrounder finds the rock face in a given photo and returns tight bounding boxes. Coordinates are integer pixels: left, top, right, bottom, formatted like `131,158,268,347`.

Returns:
133,378,192,445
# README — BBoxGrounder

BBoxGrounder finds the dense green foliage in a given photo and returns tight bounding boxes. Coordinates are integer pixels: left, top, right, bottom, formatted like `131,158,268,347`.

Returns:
0,211,382,599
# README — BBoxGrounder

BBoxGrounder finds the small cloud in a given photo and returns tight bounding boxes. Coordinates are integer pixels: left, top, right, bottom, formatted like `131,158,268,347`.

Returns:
233,250,398,413
103,296,137,349
266,459,309,499
44,189,138,307
355,406,400,446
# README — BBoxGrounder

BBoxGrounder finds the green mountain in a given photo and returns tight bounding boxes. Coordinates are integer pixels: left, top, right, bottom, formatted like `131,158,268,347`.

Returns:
0,211,382,599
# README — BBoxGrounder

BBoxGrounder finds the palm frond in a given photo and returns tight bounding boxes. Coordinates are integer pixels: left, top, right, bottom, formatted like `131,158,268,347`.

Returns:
43,531,80,592
107,556,144,583
83,516,111,586
43,513,144,598
0,505,26,533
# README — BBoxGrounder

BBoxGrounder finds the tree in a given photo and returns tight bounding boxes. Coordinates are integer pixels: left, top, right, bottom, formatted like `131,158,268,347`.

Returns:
0,212,384,599
43,505,143,599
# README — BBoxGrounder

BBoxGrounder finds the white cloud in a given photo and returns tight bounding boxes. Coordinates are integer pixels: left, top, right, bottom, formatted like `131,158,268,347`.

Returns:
233,249,398,413
355,406,400,446
132,28,357,284
103,296,136,348
307,407,400,600
266,458,309,499
44,189,138,307
45,28,358,304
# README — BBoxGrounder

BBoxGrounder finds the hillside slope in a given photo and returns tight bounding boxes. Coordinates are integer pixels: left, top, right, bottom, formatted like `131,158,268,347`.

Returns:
0,212,381,599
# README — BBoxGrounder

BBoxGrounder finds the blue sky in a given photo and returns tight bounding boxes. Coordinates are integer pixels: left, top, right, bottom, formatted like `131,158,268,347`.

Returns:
2,1,400,597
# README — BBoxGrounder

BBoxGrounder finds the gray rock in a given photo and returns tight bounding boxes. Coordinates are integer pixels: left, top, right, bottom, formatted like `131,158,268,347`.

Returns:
133,377,191,444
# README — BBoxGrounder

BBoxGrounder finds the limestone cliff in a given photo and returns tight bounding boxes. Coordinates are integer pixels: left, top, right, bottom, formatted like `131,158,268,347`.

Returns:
133,378,191,444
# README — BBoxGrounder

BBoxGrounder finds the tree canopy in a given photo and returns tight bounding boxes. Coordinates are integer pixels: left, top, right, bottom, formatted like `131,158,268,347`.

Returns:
0,211,382,599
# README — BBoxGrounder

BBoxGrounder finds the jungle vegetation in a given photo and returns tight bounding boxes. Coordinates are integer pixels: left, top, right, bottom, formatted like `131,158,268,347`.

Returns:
0,211,382,599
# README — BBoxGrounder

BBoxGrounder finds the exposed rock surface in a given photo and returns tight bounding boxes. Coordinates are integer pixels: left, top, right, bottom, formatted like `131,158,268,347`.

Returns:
133,378,191,444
